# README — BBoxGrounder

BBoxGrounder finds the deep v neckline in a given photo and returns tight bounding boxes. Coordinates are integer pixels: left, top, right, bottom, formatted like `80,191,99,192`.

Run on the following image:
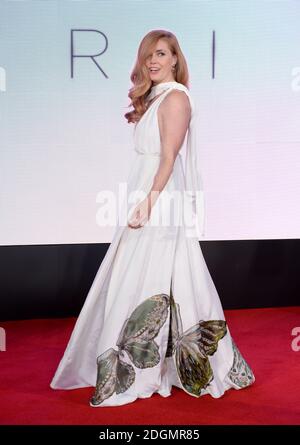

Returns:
135,90,168,129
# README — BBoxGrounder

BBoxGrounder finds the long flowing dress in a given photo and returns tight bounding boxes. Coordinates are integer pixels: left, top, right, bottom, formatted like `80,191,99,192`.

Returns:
50,80,255,407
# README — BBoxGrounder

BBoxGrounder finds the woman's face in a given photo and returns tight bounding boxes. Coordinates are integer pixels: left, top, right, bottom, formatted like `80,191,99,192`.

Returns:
145,39,177,84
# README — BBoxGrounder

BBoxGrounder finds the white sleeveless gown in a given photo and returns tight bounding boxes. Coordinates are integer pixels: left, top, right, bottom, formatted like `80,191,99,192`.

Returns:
50,81,255,407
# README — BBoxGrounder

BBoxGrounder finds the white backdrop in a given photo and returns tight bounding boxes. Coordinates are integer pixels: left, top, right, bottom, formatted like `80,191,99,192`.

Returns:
1,0,300,245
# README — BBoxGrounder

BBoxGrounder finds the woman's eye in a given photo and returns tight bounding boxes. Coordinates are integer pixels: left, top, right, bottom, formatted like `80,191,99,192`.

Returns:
147,52,164,60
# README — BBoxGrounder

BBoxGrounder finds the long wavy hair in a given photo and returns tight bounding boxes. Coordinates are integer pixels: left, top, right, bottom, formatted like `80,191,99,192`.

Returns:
125,30,190,124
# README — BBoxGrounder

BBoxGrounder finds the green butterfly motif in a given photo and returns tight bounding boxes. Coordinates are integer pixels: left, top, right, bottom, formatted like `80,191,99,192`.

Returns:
228,338,255,387
90,348,135,406
90,294,170,406
90,286,231,406
165,288,227,397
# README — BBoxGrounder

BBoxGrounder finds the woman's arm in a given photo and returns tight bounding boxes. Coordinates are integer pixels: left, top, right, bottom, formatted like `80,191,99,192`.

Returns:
128,90,191,229
147,89,191,207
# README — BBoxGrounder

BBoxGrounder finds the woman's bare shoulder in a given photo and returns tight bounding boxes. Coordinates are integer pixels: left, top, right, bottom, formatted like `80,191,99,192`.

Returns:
159,88,192,116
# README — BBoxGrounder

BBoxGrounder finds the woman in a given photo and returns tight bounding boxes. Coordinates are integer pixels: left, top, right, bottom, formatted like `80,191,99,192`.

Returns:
50,30,255,407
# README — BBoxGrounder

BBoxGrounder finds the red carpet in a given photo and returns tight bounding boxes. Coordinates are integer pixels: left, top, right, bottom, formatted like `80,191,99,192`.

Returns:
0,306,299,425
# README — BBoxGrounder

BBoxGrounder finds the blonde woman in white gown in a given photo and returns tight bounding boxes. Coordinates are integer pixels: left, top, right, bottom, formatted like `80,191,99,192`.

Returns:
50,30,255,407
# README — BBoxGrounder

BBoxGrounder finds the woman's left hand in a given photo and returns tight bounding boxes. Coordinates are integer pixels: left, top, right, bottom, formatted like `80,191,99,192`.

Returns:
128,196,152,229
